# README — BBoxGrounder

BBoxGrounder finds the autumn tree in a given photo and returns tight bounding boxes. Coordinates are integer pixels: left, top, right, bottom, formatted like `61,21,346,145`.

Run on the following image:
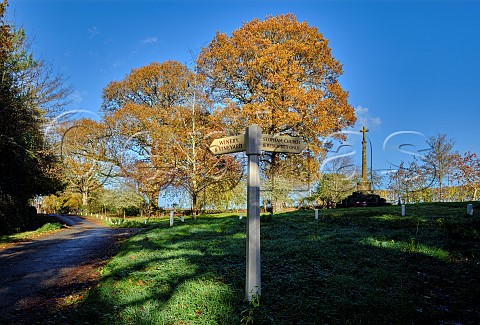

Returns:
422,134,458,201
101,61,242,216
197,14,356,189
454,151,480,201
1,0,66,232
41,191,82,214
101,61,192,212
164,77,244,216
388,160,431,203
57,118,114,208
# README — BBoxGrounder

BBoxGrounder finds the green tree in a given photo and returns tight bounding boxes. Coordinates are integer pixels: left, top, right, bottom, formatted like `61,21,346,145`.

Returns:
96,186,146,217
315,156,356,207
0,0,65,232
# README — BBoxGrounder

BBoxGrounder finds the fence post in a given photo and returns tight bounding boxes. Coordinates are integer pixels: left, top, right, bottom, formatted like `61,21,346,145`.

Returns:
467,204,473,216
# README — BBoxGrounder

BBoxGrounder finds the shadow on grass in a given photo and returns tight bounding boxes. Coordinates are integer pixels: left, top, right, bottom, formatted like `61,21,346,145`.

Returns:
74,216,247,324
258,206,480,324
74,205,480,324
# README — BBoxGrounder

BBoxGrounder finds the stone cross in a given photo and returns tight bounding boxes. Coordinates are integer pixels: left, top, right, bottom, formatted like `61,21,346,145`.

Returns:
360,126,369,183
356,126,371,192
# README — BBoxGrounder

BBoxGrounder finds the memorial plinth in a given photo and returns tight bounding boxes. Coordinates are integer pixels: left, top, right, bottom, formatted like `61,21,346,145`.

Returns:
356,180,372,192
340,191,388,207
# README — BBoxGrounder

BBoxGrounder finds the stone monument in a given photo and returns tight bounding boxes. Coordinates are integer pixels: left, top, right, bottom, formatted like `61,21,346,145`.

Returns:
356,126,372,192
340,126,388,207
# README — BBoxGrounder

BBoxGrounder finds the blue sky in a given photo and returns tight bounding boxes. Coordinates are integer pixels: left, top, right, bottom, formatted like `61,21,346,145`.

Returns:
9,0,480,175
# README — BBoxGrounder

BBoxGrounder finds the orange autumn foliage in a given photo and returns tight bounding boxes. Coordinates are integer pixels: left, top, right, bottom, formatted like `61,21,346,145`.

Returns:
58,118,113,206
97,15,358,210
101,61,242,214
197,14,356,157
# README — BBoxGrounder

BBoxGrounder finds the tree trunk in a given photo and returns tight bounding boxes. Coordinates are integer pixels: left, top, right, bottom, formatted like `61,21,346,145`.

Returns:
82,191,88,207
438,174,443,202
192,193,197,221
146,190,160,216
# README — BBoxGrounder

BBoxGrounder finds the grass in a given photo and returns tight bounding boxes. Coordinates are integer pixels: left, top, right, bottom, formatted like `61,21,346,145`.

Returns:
0,215,65,245
71,202,480,324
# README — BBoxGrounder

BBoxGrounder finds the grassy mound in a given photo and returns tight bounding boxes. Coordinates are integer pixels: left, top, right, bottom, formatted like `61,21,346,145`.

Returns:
74,203,480,324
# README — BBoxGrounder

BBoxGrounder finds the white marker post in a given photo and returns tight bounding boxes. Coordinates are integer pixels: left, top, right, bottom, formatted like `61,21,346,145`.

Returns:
315,209,319,220
245,124,262,301
170,210,174,227
467,204,473,216
401,204,406,217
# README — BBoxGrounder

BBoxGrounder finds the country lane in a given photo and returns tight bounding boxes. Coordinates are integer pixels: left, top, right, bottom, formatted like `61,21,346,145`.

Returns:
0,214,139,324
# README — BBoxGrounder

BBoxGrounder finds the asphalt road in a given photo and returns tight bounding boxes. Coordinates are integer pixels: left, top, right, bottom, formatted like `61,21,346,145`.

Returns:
0,215,137,324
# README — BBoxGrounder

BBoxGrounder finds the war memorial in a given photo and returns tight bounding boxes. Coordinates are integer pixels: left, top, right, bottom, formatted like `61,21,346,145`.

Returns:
340,126,388,207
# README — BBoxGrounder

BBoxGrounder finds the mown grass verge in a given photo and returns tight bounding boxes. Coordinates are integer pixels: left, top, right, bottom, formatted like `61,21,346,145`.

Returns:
72,202,480,324
0,215,65,245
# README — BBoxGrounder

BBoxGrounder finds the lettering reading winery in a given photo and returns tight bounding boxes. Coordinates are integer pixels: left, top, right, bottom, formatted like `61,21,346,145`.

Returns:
212,137,244,154
209,132,305,155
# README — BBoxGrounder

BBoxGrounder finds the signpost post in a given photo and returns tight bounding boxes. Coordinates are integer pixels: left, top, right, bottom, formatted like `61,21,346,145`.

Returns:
209,125,305,301
245,124,262,300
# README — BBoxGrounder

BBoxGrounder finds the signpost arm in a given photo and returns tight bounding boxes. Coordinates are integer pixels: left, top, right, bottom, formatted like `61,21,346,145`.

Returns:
245,124,262,301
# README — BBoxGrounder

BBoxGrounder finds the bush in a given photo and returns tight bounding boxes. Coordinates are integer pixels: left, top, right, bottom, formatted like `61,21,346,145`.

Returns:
123,206,141,217
37,222,63,233
110,218,147,228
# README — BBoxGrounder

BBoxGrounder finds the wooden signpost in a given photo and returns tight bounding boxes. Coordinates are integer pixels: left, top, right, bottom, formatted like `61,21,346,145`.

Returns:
261,134,306,153
209,134,245,155
210,125,305,301
209,131,305,155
